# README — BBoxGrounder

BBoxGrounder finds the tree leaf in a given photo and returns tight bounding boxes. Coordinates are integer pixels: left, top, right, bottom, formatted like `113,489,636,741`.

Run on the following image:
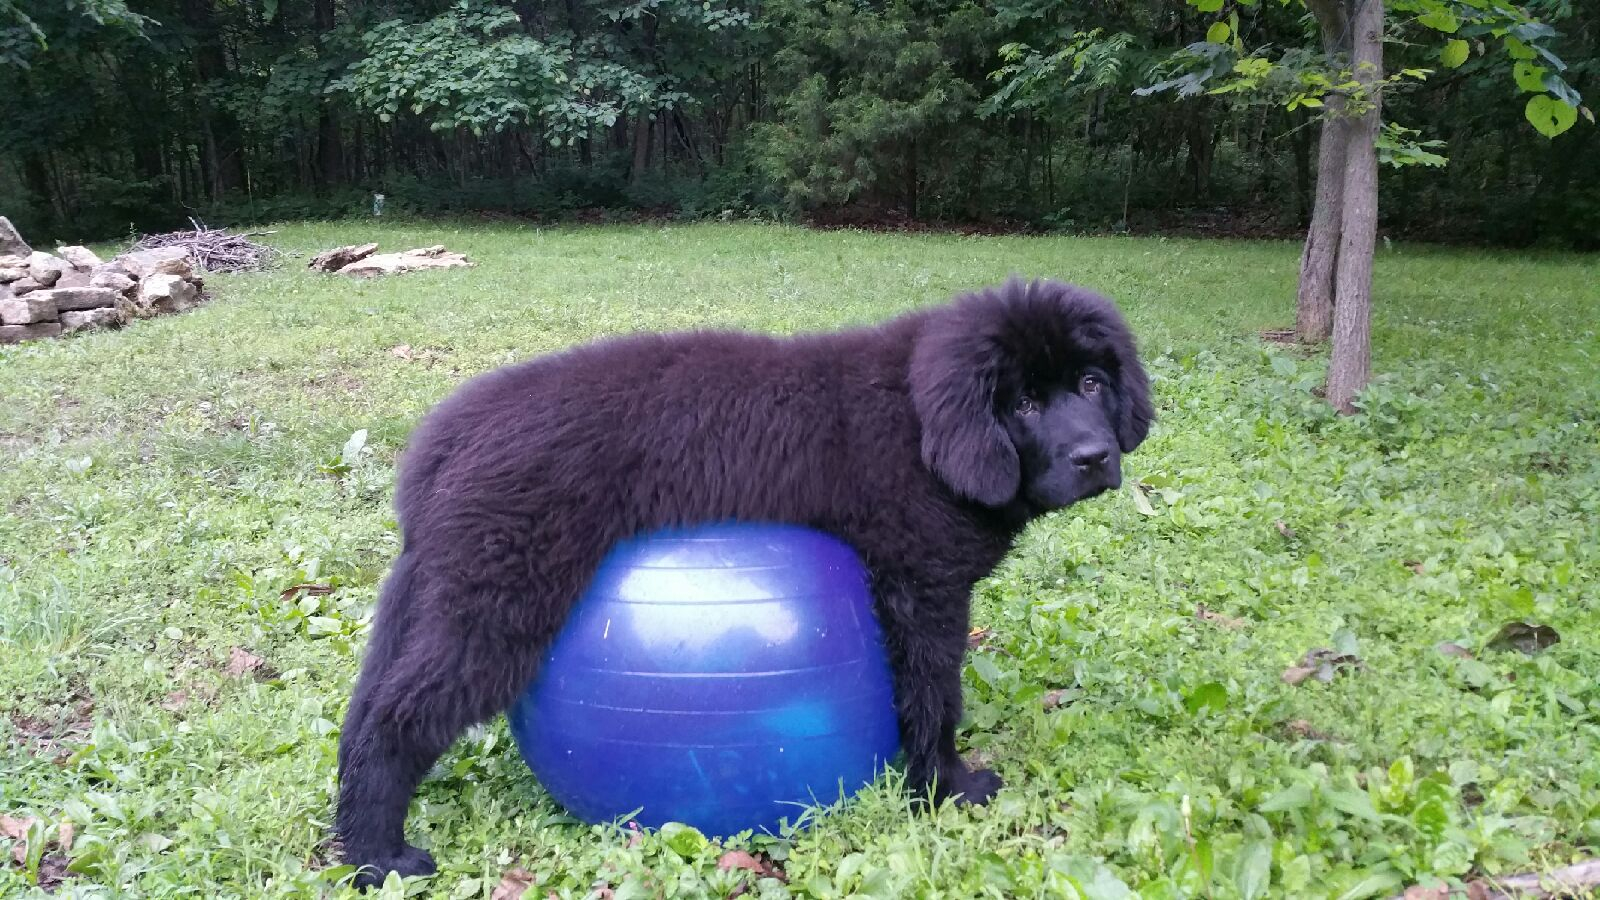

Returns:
1417,8,1458,33
1513,61,1547,93
1196,604,1247,629
1440,40,1468,68
1504,36,1536,60
225,646,265,677
1525,95,1577,137
1542,73,1582,107
1206,22,1231,44
718,850,786,881
1189,0,1225,11
1282,665,1316,685
490,867,535,900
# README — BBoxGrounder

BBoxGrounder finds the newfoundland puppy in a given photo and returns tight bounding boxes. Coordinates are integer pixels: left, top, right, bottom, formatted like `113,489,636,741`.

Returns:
337,277,1153,885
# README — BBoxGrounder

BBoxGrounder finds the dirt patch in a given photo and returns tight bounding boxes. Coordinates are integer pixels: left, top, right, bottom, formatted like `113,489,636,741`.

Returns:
7,694,93,763
300,372,367,402
0,430,34,450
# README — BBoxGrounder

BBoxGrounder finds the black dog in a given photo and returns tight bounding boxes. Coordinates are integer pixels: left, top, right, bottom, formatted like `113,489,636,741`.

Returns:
337,278,1153,886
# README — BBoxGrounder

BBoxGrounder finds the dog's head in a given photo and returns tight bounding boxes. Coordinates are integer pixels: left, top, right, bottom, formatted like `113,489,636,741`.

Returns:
910,278,1154,511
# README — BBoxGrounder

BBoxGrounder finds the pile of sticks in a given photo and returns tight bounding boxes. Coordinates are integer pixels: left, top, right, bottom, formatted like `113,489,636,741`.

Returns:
132,219,282,273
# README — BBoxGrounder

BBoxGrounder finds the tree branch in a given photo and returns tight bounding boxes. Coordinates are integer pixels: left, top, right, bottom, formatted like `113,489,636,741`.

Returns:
1392,859,1600,899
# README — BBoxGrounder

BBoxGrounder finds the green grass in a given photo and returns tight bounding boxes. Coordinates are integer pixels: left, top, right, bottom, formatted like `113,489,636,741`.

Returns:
2,221,1597,899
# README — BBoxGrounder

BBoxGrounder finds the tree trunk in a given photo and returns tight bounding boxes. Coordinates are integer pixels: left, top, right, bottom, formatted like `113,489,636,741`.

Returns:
906,139,919,219
1325,0,1383,414
183,0,246,197
1297,107,1347,343
1291,112,1312,225
315,0,344,191
22,153,57,233
628,13,661,184
1184,110,1215,201
631,115,653,183
1296,0,1352,345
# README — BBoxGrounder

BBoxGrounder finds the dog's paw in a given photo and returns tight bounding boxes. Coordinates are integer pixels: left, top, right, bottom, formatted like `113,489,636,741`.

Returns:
949,767,1004,806
349,844,436,890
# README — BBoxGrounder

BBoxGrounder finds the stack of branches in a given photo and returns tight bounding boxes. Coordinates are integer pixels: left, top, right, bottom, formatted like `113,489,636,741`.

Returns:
132,219,282,274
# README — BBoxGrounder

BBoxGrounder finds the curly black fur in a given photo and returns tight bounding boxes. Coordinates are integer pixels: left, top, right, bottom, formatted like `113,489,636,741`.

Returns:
336,278,1153,886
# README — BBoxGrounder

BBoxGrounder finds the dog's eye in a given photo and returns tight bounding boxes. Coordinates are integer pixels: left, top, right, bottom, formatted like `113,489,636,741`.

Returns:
1014,394,1039,416
1079,374,1104,396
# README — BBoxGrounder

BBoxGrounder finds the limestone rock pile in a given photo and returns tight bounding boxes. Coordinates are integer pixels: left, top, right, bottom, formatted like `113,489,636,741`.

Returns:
0,216,208,344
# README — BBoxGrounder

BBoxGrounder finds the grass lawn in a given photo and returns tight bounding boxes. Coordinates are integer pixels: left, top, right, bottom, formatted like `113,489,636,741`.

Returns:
2,221,1597,899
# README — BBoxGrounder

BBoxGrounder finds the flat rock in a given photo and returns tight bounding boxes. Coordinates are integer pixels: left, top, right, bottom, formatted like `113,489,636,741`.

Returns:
90,270,136,293
309,242,379,273
0,295,59,325
31,287,121,311
0,265,25,283
56,245,104,270
119,246,194,279
137,273,198,314
337,245,472,277
0,216,29,256
0,322,61,343
61,307,126,334
56,269,91,289
27,252,66,286
11,277,43,295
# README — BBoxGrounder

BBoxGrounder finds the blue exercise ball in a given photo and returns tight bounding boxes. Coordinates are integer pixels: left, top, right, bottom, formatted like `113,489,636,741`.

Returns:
508,523,901,837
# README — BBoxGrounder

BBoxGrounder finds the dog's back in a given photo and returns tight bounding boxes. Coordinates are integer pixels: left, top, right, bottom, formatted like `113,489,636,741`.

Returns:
393,321,921,549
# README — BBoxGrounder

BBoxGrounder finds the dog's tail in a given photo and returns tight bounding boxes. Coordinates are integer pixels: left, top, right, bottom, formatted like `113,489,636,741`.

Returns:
363,550,420,666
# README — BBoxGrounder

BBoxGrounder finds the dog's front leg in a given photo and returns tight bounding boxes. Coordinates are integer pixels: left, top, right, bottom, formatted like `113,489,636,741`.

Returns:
873,576,1003,806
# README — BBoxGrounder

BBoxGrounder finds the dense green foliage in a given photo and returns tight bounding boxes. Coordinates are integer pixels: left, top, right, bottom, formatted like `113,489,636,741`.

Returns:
1,0,1595,246
2,222,1597,897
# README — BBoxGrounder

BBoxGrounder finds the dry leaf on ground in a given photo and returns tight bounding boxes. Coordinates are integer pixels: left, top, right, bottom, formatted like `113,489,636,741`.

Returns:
718,850,786,881
490,866,536,900
1196,604,1247,629
225,647,265,677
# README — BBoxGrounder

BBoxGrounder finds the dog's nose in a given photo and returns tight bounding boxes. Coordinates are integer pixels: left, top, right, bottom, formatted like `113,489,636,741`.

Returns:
1068,444,1111,469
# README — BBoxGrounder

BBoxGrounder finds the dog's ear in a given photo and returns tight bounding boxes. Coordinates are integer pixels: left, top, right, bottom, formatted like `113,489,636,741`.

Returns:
1111,332,1154,453
909,309,1020,506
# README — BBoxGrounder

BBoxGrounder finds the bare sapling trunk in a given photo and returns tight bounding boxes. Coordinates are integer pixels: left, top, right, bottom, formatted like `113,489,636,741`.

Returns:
1325,0,1383,413
1296,105,1348,343
1296,0,1352,344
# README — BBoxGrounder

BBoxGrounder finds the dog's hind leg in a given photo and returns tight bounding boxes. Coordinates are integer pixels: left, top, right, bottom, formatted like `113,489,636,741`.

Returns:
337,596,546,887
339,551,421,777
336,518,607,889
